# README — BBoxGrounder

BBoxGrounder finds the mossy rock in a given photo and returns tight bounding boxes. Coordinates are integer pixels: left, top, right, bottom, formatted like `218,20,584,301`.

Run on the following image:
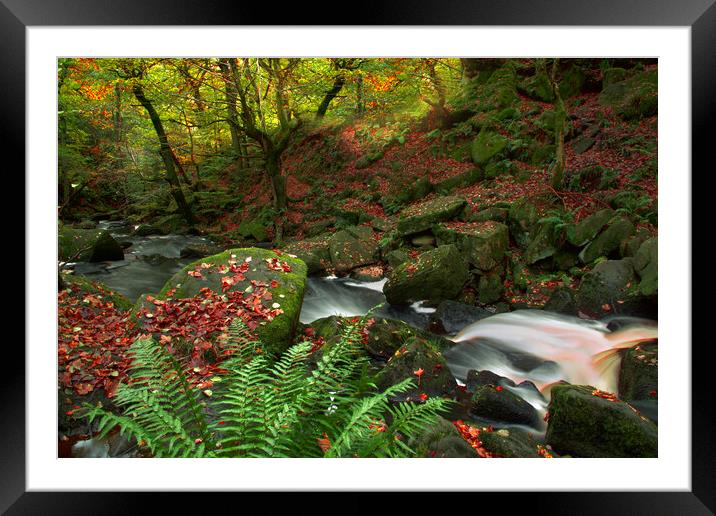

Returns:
133,224,165,237
470,129,509,165
308,315,453,362
384,244,470,305
328,226,378,273
62,274,134,311
470,384,539,426
479,427,546,458
579,217,635,264
575,258,654,318
619,341,658,402
518,69,554,102
600,68,657,121
428,300,492,335
237,218,269,242
180,242,225,259
523,220,564,265
396,196,467,236
58,227,124,263
602,67,628,88
558,64,586,98
633,237,657,296
566,208,615,247
376,336,457,399
384,248,410,269
545,384,657,457
469,206,508,223
434,221,509,272
434,168,484,194
156,248,307,356
543,288,578,316
508,195,558,249
283,236,332,275
478,270,504,304
565,165,619,192
482,63,519,109
408,417,479,458
529,142,556,166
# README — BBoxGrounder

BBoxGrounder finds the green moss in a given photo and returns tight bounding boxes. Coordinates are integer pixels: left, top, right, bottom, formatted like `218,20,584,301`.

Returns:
396,196,467,236
546,384,657,457
470,129,509,165
63,274,134,311
384,244,470,305
434,221,509,272
157,248,307,355
58,227,124,262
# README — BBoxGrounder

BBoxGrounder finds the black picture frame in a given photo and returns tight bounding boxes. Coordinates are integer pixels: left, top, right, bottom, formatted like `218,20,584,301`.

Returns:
6,0,712,513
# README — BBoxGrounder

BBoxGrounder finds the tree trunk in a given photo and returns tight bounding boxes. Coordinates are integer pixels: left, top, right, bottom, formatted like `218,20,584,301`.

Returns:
548,59,567,189
132,84,195,225
316,74,346,118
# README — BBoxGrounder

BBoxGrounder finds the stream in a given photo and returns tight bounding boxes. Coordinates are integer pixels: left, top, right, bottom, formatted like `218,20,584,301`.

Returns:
66,223,658,456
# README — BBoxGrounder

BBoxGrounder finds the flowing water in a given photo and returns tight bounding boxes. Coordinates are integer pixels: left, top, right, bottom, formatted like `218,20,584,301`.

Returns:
68,221,214,301
67,223,657,454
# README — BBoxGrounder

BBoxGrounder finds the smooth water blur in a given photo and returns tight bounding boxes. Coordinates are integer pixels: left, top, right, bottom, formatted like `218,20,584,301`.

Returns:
299,276,433,330
70,221,213,301
444,310,657,395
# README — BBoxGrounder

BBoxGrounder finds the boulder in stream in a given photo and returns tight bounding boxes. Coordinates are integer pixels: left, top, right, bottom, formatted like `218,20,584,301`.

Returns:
545,384,657,457
384,244,470,305
155,247,307,355
59,227,124,263
328,226,378,273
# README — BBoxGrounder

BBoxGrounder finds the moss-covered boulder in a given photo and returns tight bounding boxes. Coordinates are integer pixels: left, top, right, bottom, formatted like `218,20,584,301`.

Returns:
408,417,479,458
376,336,457,399
469,206,508,223
133,224,165,237
328,226,378,273
619,341,658,402
478,270,504,304
307,315,453,362
384,244,470,305
283,236,332,275
545,384,657,457
579,217,635,264
179,242,225,259
524,221,564,265
470,384,539,426
600,68,657,121
236,218,269,242
396,196,467,236
567,208,615,247
479,427,547,458
434,168,484,195
58,228,124,262
543,288,578,316
518,69,554,102
633,237,657,296
575,259,637,317
156,248,307,355
428,300,492,335
384,248,410,269
434,221,509,272
470,129,509,165
61,274,134,311
507,197,541,249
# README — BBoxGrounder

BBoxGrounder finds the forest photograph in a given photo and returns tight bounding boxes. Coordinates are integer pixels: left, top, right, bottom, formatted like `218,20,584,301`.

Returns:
57,57,658,459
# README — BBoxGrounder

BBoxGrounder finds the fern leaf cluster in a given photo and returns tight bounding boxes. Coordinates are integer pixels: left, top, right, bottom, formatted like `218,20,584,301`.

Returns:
83,316,452,458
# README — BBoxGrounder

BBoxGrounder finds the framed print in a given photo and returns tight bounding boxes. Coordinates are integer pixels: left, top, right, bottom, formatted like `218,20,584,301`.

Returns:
6,0,714,513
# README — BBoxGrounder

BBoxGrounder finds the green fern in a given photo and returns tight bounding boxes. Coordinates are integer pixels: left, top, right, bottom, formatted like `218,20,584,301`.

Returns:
82,316,452,458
